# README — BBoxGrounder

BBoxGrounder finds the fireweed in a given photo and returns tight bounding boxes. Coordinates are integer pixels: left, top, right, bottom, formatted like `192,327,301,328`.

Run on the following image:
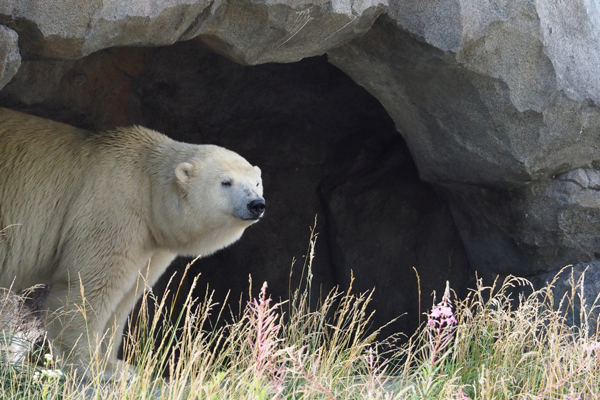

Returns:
426,282,457,367
246,281,287,396
412,281,458,399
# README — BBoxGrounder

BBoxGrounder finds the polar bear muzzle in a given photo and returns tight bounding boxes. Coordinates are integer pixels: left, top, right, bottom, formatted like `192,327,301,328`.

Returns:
247,198,266,220
235,195,266,221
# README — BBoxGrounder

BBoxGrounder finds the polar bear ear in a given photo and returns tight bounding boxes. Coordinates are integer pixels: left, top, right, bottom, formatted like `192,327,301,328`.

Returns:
175,162,195,186
254,166,262,176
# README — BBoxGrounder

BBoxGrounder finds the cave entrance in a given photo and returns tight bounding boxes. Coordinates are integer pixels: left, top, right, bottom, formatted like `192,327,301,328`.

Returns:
0,40,471,338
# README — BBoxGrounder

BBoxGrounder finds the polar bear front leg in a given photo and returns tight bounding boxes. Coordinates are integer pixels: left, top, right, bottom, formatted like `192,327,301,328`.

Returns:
45,270,139,379
45,253,177,379
105,252,177,368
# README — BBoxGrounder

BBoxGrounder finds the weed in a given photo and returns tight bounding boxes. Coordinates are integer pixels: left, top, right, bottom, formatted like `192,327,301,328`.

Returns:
1,230,600,399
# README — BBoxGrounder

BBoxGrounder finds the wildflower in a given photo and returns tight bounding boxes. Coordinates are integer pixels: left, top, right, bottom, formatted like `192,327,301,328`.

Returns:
428,305,457,326
583,341,600,353
41,369,64,378
427,282,457,329
425,281,456,366
246,282,281,374
455,388,472,400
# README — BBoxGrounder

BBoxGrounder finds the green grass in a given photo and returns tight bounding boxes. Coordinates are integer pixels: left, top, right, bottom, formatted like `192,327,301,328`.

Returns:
2,231,600,399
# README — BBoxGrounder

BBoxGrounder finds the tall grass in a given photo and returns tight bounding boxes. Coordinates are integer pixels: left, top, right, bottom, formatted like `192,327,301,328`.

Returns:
1,235,600,398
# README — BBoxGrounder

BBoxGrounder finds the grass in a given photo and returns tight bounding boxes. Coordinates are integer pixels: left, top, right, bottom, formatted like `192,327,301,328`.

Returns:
2,230,600,398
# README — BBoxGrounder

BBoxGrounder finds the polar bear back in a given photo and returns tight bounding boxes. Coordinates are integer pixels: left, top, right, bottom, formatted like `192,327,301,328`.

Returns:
0,109,96,289
0,109,170,290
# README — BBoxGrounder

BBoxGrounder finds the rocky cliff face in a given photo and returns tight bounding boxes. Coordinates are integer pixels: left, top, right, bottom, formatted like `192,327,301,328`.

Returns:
328,3,600,285
1,0,600,334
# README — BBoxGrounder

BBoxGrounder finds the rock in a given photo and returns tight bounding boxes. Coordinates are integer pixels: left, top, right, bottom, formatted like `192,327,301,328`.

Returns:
194,0,387,65
536,1,600,104
443,169,600,280
0,0,386,64
0,47,149,130
0,285,49,364
529,261,600,330
328,14,600,188
386,0,600,106
1,0,213,59
0,25,20,91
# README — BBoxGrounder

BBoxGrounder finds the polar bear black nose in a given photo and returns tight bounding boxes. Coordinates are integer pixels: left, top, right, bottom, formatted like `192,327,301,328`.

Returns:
248,199,266,218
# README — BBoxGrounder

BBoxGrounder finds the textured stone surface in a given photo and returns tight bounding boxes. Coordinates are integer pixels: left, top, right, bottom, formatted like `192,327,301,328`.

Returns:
328,15,600,188
444,169,600,281
0,0,385,64
530,261,600,329
0,47,149,130
0,25,20,90
386,0,600,106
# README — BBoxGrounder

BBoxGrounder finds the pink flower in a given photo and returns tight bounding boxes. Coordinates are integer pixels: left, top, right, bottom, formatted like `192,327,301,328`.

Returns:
455,388,472,400
583,342,600,352
428,304,457,327
424,281,457,366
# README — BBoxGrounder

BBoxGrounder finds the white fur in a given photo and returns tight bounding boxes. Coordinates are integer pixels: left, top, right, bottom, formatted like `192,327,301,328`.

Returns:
0,108,263,377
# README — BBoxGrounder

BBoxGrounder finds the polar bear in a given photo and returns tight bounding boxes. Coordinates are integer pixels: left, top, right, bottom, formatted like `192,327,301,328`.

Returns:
0,107,265,377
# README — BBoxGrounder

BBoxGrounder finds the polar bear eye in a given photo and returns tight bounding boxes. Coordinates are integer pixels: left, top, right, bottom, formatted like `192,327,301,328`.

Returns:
222,180,232,187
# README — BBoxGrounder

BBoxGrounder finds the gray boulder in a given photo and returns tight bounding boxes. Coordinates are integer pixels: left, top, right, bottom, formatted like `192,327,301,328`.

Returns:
0,25,20,91
329,11,600,188
0,285,49,364
0,0,385,64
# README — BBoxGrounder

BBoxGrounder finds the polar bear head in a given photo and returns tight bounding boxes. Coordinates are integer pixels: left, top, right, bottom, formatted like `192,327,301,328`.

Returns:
155,144,265,257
